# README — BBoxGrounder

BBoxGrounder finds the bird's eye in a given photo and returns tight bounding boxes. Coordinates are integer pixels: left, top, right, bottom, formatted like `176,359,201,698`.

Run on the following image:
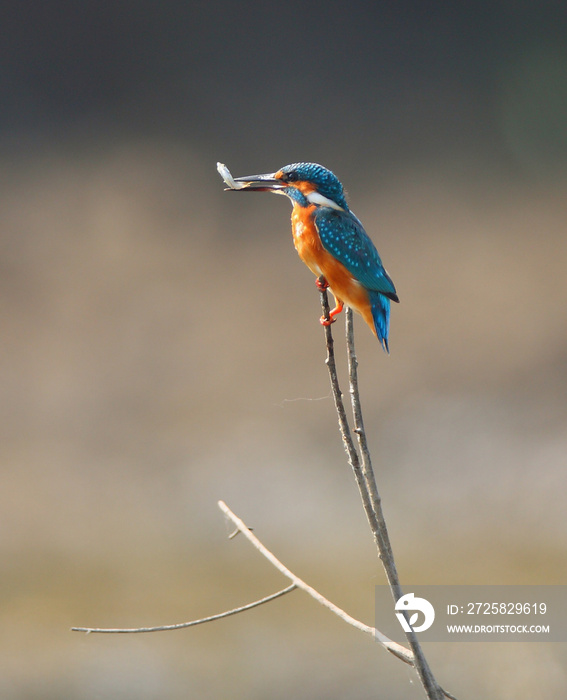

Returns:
284,171,298,182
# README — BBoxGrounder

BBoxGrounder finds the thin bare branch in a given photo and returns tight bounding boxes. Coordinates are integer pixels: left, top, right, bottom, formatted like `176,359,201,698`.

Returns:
71,584,297,634
318,289,448,700
71,493,456,699
318,281,383,542
344,308,446,699
217,500,413,664
346,307,397,567
218,500,457,700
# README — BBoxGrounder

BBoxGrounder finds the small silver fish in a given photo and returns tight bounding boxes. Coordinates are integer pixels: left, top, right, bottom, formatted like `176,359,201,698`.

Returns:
216,162,246,190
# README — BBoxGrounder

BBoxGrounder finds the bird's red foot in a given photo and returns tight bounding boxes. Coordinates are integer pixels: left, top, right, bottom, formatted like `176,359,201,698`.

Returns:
319,300,344,326
316,276,329,291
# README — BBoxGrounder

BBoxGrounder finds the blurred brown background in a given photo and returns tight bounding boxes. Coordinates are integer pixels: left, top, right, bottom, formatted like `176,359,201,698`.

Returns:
1,2,566,698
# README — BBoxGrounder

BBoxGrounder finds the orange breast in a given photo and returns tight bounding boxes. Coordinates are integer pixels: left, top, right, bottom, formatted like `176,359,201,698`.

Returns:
290,204,376,336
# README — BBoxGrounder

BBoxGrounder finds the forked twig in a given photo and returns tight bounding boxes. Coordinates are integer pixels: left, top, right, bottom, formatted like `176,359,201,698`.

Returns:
70,282,455,700
317,283,382,542
71,502,454,699
71,501,410,662
217,500,414,664
318,286,448,700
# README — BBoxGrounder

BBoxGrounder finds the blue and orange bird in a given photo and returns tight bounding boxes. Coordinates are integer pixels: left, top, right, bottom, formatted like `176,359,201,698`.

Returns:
217,162,399,352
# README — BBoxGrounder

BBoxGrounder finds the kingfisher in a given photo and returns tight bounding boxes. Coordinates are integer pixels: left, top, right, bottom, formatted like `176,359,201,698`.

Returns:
217,162,399,352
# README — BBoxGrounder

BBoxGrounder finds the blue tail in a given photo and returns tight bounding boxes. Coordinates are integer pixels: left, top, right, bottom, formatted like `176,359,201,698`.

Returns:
369,290,391,353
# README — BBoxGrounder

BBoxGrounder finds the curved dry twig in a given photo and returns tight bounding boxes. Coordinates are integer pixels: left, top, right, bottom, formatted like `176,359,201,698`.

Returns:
71,495,456,699
217,500,413,664
72,584,297,634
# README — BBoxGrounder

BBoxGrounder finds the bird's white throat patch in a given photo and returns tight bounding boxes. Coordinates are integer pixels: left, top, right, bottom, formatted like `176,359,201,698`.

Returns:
306,191,345,210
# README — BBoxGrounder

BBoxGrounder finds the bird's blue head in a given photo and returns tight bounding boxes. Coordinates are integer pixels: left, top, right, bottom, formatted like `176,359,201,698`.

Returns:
229,162,349,211
276,163,348,210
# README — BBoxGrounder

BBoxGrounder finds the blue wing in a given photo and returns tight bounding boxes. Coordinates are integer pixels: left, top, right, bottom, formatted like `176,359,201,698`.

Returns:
314,208,398,301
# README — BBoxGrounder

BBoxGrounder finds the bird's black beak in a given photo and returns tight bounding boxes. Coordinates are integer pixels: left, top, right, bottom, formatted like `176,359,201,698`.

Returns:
217,163,285,192
232,172,284,191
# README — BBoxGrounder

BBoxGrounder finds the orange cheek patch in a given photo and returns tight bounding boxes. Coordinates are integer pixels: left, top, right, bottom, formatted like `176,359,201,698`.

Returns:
295,181,316,195
274,173,316,195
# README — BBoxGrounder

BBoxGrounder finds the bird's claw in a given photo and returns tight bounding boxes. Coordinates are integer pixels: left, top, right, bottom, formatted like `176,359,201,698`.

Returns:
315,276,329,291
323,300,344,326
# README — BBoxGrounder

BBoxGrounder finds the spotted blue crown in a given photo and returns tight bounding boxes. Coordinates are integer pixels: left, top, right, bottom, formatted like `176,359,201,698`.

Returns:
280,163,349,210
